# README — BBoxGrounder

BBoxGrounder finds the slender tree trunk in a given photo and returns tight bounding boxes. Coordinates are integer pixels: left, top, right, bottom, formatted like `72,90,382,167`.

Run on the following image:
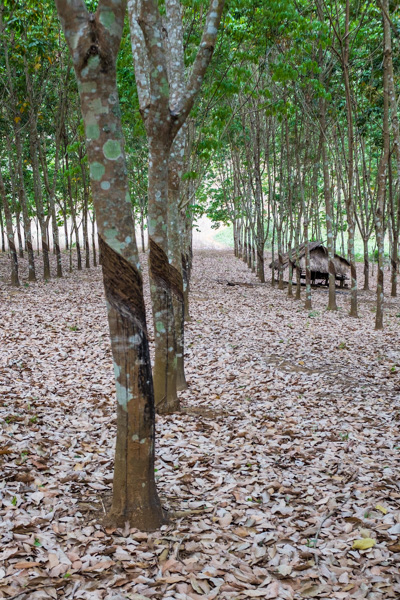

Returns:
91,211,97,267
294,209,302,300
246,224,251,269
147,138,179,414
243,221,248,264
182,211,192,322
0,166,19,286
384,0,400,297
363,238,370,290
81,158,91,269
168,129,187,392
375,0,390,330
0,208,5,252
304,229,312,310
277,224,284,290
271,224,275,286
319,101,337,310
26,89,51,279
65,150,82,271
341,0,358,316
40,137,63,278
140,207,145,252
15,213,23,258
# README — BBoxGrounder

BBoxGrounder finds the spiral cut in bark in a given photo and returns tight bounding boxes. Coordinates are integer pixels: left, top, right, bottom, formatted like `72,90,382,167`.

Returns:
149,239,183,301
100,235,147,327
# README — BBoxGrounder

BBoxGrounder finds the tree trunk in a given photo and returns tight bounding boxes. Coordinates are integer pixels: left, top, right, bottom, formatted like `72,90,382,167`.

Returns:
56,0,164,531
342,0,358,317
0,165,19,286
168,129,188,392
81,159,91,269
304,226,312,310
91,211,97,267
65,150,82,271
319,98,337,310
363,238,370,290
375,0,391,330
147,138,179,414
0,207,5,252
15,213,24,258
277,225,284,290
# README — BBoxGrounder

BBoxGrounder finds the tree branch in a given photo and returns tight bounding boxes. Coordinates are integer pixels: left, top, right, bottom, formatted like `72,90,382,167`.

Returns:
174,0,226,130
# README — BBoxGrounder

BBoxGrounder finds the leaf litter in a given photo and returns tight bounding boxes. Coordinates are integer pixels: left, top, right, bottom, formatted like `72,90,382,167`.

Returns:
0,249,400,599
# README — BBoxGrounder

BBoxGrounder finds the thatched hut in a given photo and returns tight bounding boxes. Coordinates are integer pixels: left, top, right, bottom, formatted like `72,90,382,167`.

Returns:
269,241,350,285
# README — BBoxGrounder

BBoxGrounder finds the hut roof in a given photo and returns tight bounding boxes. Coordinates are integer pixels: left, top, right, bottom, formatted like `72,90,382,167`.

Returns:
269,241,350,273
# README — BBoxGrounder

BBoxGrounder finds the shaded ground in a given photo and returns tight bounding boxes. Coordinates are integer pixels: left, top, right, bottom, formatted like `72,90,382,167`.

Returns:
0,250,400,600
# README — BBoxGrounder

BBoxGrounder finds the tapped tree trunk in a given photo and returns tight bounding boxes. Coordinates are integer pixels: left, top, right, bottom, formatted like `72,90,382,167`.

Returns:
56,0,164,531
0,207,5,252
342,0,358,317
91,210,97,267
147,138,179,414
391,231,398,297
247,226,252,270
0,166,19,286
65,149,82,271
81,158,91,269
375,0,391,330
363,238,370,290
383,0,400,298
129,0,225,414
168,130,188,392
319,101,337,310
243,222,248,264
304,227,312,310
140,208,145,253
182,213,192,322
277,225,284,290
39,136,63,279
287,244,293,297
15,213,23,258
271,225,275,287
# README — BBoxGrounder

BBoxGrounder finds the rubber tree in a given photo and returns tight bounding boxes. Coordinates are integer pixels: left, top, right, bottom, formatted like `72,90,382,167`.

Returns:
55,0,164,531
381,0,400,297
374,0,390,330
0,160,19,286
330,0,358,317
317,1,337,311
128,0,225,413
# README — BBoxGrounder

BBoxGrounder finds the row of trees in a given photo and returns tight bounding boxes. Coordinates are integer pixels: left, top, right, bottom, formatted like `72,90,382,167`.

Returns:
2,0,400,529
202,0,400,330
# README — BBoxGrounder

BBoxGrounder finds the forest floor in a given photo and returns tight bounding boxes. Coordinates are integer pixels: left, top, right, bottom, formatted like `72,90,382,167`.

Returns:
1,250,400,600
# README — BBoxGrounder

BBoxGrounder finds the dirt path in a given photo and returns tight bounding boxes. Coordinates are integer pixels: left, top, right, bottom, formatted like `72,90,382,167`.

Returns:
0,250,400,599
